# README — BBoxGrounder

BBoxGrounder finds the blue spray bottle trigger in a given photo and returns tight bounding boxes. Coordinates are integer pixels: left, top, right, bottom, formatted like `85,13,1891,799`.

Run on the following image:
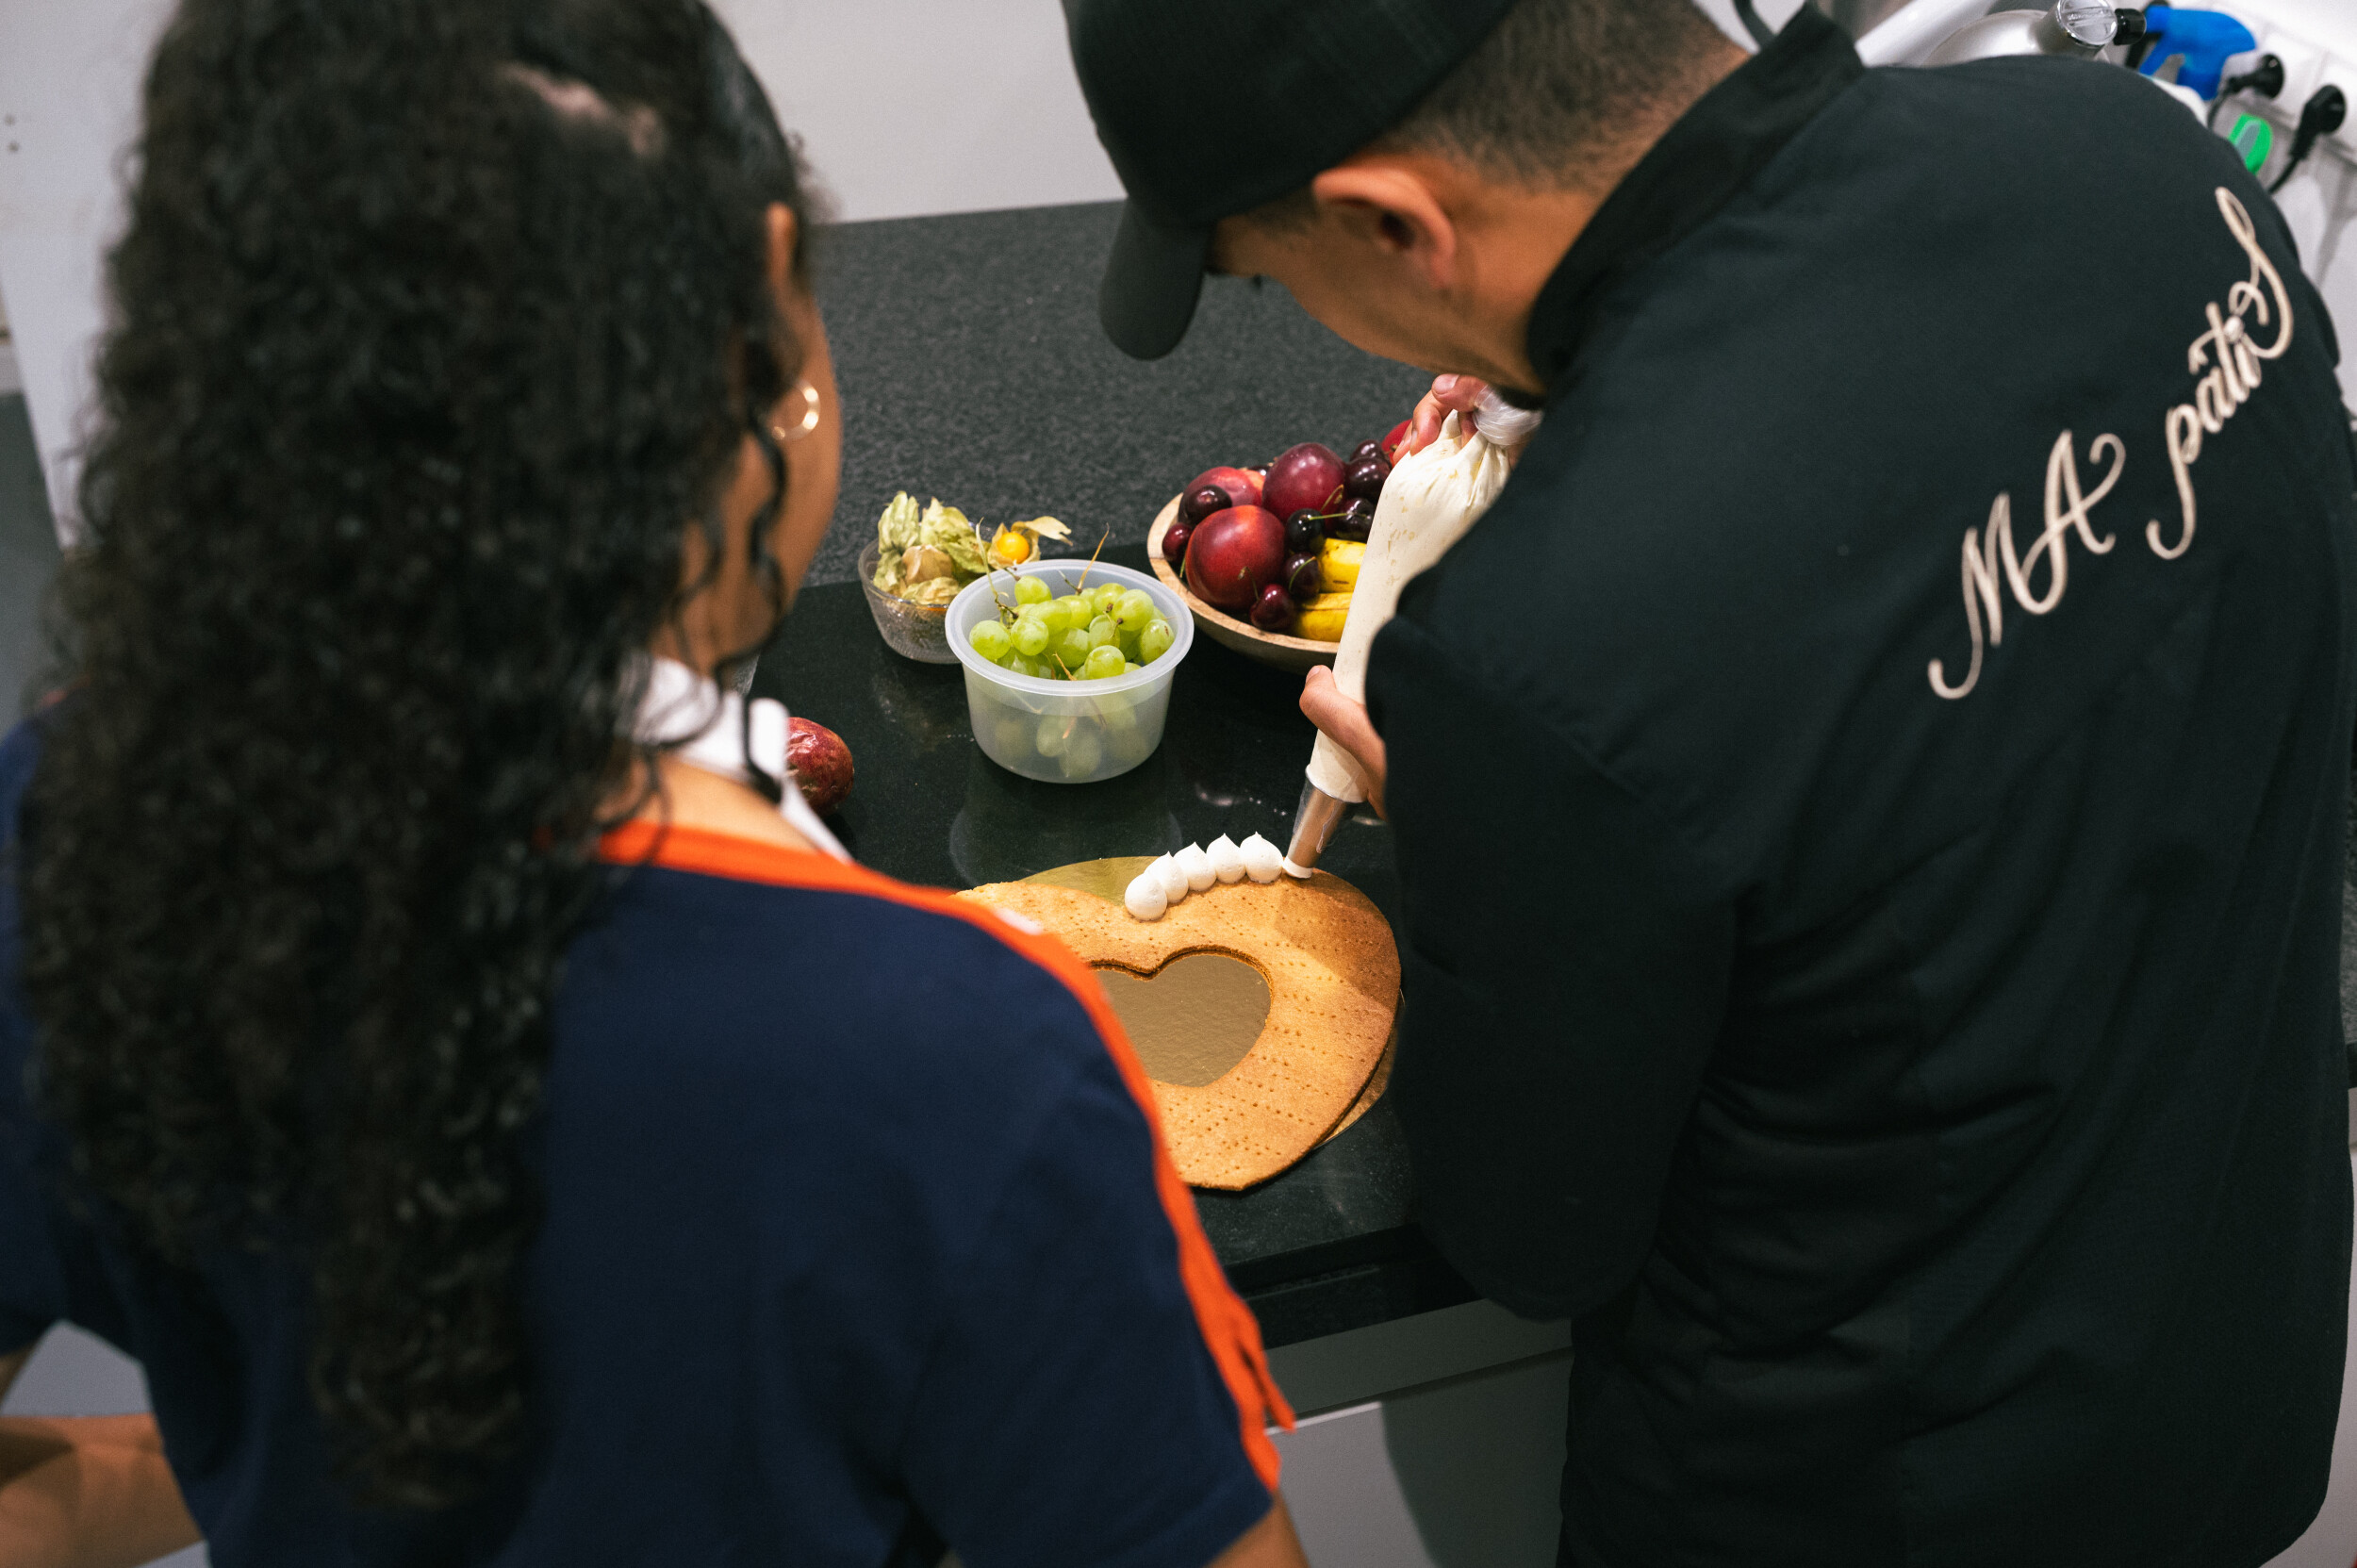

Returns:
2136,6,2259,100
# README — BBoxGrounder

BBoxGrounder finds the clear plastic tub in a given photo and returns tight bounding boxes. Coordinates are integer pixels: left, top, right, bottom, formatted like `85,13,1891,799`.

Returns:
946,560,1194,784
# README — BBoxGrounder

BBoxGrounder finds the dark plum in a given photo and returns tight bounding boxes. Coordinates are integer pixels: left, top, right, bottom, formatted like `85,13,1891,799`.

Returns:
1181,484,1230,524
1284,508,1325,554
1285,552,1323,602
1263,442,1345,521
786,718,854,815
1343,455,1391,503
1249,582,1295,632
1163,519,1195,567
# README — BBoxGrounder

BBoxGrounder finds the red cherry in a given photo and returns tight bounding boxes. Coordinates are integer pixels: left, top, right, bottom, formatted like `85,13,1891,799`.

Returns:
1249,582,1295,632
1181,485,1229,524
1284,552,1323,601
1182,466,1263,512
1326,497,1374,541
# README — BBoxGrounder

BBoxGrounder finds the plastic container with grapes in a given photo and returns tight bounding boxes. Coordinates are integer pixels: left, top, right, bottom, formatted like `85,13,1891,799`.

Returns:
946,560,1194,784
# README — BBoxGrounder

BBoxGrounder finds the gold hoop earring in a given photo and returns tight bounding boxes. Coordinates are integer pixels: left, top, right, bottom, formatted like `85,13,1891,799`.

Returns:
770,381,820,444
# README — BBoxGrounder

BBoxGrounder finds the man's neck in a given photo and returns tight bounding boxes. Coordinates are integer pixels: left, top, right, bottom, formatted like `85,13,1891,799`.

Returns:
1462,36,1751,391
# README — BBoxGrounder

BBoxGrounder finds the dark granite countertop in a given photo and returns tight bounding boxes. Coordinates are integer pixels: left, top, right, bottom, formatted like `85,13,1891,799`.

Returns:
750,545,1473,1347
803,202,1427,592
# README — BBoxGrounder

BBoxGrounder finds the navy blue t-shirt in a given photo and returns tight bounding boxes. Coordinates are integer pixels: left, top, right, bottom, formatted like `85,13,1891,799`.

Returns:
0,715,1282,1565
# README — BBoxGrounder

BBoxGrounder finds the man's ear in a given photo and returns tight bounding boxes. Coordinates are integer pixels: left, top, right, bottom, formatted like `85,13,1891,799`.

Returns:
1306,162,1459,293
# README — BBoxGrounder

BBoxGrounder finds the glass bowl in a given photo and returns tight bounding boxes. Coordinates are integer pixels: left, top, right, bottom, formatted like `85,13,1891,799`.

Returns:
858,540,958,664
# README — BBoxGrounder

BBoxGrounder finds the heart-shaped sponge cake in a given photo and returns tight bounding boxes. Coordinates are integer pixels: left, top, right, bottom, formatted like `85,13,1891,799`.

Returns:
957,870,1399,1189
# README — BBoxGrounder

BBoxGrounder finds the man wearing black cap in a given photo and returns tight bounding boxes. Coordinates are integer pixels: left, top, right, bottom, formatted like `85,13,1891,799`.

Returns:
1066,0,2357,1563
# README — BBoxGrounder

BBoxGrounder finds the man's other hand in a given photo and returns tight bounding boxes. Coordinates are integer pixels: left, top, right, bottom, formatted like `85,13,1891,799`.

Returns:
1300,667,1387,817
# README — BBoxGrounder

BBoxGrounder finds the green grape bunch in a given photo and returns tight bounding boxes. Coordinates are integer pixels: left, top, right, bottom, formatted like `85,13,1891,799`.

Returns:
971,577,1174,684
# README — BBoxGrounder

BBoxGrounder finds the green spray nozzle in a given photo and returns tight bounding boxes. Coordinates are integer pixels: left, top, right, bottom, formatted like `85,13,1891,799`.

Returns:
2226,112,2274,173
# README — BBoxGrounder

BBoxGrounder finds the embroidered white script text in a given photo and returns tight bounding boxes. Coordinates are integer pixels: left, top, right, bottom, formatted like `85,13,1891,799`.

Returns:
1927,188,2295,700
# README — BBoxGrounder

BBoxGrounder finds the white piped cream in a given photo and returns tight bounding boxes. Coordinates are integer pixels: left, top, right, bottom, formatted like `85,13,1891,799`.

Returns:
1124,871,1169,921
1239,833,1284,883
1151,853,1189,904
1279,856,1314,880
1176,842,1216,893
1207,834,1246,883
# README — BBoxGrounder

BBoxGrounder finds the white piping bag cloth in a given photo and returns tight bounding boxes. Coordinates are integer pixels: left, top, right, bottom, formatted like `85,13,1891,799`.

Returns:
635,655,852,862
1306,405,1526,802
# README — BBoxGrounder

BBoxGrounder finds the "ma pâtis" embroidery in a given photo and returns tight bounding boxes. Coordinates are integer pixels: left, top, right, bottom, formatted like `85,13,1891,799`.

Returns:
1928,189,2295,701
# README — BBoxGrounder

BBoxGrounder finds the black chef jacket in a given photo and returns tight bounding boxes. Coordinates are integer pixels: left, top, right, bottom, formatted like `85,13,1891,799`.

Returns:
1364,10,2357,1567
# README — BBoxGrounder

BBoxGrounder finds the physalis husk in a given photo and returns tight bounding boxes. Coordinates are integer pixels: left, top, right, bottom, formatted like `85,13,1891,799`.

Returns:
987,516,1072,569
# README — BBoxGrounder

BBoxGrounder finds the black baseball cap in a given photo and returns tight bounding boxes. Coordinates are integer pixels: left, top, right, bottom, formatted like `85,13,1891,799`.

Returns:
1063,0,1519,360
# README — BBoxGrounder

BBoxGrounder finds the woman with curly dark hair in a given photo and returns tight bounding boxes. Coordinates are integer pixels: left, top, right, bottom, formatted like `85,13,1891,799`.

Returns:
0,1,1306,1562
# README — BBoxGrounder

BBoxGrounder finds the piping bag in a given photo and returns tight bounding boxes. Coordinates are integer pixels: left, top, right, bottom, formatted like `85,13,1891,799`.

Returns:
1283,391,1541,877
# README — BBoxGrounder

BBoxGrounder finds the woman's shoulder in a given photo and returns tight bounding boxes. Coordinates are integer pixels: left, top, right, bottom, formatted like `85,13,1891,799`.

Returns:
560,821,1131,1139
544,824,1162,1295
586,820,1107,1017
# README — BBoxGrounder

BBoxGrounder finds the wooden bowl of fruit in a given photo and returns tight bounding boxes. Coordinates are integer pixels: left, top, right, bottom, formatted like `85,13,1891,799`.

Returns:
1146,433,1401,675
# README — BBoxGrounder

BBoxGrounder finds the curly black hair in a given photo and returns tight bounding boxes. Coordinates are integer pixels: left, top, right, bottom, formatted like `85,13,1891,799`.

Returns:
18,0,813,1510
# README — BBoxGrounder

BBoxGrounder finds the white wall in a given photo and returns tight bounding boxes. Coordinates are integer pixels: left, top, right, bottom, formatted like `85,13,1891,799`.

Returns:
0,279,18,397
708,0,1117,224
0,0,173,543
0,0,1120,545
0,0,2020,553
2204,0,2357,408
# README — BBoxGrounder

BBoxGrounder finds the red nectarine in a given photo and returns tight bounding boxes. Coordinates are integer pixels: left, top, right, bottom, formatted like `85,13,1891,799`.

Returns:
1183,506,1286,611
1185,466,1263,513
